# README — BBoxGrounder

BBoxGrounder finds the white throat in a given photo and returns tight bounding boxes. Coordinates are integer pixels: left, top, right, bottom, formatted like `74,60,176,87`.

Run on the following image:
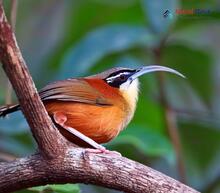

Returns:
120,79,139,114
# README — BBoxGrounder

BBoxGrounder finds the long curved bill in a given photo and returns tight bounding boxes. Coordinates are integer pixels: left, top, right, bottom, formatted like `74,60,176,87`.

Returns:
130,65,185,81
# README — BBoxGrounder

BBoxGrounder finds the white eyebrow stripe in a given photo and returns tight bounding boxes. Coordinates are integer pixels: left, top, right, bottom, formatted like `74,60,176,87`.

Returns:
106,72,131,83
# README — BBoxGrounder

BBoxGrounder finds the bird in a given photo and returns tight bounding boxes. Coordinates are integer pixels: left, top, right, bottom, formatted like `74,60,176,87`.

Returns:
0,65,184,154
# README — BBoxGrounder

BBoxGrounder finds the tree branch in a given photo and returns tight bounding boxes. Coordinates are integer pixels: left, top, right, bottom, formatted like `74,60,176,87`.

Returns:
0,149,199,193
0,2,66,158
5,0,18,105
0,3,200,193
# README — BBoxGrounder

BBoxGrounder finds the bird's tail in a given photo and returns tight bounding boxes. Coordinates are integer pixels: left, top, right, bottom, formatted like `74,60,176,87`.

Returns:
0,104,20,117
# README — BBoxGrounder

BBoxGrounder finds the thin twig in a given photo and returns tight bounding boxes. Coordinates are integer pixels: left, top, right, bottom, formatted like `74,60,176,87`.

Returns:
5,0,17,104
153,46,186,183
164,103,186,183
10,0,17,31
0,151,16,161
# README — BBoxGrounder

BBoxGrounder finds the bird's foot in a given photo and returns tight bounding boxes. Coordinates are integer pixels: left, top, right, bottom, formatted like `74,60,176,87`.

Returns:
84,148,121,156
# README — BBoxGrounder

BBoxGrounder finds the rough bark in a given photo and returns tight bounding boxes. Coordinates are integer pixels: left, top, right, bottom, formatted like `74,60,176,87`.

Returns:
0,2,66,158
0,3,200,193
0,149,198,193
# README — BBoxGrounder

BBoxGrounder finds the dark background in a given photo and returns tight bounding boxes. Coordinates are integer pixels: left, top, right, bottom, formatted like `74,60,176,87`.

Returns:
0,0,220,193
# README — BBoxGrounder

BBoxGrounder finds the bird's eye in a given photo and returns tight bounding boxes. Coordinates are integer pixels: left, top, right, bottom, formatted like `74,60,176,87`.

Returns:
105,70,135,88
119,74,126,80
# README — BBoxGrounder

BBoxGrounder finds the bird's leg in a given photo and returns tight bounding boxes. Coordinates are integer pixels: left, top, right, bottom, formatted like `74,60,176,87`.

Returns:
53,112,105,150
53,112,121,156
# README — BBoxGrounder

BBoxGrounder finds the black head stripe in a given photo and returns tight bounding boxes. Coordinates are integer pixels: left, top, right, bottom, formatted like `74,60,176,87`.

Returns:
104,69,136,88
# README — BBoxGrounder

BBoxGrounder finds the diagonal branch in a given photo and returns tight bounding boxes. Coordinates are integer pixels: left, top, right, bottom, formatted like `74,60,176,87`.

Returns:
0,3,66,158
5,0,18,105
0,3,200,193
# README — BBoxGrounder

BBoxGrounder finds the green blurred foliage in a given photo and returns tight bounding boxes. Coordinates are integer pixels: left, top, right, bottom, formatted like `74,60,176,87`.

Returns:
0,0,220,193
29,184,80,193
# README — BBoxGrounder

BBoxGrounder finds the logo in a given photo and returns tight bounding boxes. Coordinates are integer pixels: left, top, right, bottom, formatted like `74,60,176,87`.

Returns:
163,10,173,19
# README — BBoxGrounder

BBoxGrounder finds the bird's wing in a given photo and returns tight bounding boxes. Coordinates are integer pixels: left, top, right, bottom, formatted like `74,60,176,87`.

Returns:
39,79,112,106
